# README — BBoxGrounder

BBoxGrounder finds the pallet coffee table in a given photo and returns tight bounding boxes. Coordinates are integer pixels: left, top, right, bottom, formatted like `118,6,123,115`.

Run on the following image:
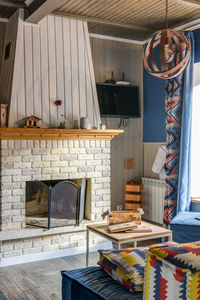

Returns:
86,221,172,266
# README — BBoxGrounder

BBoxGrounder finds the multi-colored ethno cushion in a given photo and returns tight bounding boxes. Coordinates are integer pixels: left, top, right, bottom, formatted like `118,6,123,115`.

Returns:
99,248,146,293
98,242,177,294
144,242,200,300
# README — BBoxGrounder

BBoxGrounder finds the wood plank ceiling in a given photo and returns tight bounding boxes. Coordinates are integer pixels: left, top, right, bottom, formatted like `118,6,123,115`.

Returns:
0,0,26,18
53,0,200,40
1,0,200,41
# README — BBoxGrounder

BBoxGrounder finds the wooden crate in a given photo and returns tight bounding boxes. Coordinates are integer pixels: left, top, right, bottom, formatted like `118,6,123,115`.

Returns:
126,183,143,193
125,202,143,210
125,193,143,202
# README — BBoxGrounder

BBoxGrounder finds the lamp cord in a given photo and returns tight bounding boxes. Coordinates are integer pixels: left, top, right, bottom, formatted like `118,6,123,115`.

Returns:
166,0,168,29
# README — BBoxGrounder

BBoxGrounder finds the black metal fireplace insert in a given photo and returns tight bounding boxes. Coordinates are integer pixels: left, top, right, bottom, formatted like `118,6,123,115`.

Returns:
26,178,87,229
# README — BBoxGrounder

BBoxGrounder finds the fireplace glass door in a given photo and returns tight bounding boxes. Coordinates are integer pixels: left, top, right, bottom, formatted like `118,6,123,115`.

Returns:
50,181,80,227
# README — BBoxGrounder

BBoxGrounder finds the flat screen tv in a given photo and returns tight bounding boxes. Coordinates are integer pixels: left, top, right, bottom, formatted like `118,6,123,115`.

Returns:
96,83,140,118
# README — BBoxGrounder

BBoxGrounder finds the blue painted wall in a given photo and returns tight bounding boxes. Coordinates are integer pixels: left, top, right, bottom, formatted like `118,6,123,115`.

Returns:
194,28,200,63
143,29,200,142
143,44,166,142
143,68,166,142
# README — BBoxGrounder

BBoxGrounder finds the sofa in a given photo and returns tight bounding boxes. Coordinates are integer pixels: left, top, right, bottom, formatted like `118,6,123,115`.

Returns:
170,211,200,242
61,267,143,300
61,241,200,300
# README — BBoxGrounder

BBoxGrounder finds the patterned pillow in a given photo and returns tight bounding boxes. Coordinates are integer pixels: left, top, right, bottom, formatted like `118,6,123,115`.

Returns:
147,241,177,249
143,241,200,300
148,241,200,272
98,242,177,294
98,248,146,293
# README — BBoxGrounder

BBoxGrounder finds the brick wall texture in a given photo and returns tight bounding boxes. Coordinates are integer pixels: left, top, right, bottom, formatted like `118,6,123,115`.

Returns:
0,139,111,258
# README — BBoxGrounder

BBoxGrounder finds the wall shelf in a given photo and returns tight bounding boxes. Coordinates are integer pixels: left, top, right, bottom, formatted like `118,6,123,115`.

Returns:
0,128,123,140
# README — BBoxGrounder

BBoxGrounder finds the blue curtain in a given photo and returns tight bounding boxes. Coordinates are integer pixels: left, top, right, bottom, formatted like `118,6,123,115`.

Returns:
177,31,194,212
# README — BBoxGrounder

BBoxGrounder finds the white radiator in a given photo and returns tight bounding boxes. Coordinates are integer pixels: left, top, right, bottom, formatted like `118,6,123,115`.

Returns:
142,177,165,225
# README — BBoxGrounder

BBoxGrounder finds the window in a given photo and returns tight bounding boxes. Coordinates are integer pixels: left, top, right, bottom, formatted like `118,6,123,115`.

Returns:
191,62,200,199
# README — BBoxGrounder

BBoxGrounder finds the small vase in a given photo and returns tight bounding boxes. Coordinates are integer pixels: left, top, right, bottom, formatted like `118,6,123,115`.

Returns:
80,117,91,129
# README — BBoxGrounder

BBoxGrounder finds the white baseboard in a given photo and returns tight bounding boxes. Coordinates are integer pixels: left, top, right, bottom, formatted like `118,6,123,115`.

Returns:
0,241,112,268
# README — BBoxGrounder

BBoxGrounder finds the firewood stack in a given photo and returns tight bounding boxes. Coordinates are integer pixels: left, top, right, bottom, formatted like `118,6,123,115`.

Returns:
125,183,143,210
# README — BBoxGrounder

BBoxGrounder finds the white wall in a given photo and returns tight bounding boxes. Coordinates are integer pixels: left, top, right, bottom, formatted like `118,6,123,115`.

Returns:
8,15,100,128
90,37,143,209
143,143,167,179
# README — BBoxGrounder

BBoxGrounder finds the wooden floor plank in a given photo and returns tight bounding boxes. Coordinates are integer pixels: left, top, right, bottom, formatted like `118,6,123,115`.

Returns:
0,252,99,300
0,274,30,300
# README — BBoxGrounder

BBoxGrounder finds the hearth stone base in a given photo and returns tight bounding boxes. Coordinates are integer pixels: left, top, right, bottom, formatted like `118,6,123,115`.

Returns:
0,221,107,261
26,217,76,228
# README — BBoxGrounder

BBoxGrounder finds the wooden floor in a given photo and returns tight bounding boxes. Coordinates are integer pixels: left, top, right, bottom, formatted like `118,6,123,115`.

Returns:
0,252,99,300
0,238,161,300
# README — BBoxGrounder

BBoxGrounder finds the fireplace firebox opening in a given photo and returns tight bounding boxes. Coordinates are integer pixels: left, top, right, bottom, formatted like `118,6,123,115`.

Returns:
26,178,89,229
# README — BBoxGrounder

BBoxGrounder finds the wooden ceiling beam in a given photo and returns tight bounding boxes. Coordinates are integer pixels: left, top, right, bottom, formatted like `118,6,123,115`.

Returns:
25,0,67,23
0,0,26,8
52,11,151,32
168,0,200,8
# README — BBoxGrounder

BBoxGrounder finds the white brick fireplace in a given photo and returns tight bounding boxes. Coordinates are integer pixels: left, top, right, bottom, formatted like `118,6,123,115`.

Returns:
0,12,123,265
0,136,116,262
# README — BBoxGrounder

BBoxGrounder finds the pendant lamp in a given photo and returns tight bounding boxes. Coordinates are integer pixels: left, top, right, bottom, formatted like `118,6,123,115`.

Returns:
143,0,191,79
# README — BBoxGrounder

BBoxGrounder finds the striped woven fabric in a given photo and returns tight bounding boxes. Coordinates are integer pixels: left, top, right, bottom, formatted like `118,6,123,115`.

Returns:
99,248,146,293
98,242,177,294
144,242,200,300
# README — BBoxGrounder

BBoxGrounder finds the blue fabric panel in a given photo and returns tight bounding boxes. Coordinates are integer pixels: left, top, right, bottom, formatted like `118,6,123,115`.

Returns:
170,212,200,243
61,266,143,300
171,225,200,243
191,202,200,212
177,32,194,213
143,44,166,143
170,212,200,226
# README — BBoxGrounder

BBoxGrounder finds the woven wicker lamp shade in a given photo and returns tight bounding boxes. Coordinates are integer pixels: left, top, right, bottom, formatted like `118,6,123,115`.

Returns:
143,29,191,79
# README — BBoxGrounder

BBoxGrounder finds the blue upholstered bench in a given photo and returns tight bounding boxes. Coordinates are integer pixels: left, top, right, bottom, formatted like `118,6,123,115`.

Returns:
170,212,200,243
61,266,143,300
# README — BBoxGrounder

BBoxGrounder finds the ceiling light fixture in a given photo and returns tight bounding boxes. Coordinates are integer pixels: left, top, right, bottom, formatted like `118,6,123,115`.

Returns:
143,0,191,79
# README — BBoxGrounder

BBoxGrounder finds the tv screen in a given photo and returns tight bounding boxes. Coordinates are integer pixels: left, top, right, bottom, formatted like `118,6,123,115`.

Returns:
96,83,140,118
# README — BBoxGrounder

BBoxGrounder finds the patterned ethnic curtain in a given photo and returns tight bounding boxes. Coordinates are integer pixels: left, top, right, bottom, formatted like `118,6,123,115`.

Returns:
163,32,194,226
164,74,184,226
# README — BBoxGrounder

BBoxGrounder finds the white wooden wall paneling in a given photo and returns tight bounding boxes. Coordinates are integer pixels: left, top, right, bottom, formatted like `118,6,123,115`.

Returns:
17,23,25,127
0,10,23,125
24,24,34,116
7,10,24,127
83,22,101,126
90,37,143,210
40,17,49,127
62,17,72,127
47,15,57,128
85,49,94,126
32,25,42,119
55,16,65,124
77,20,87,118
70,18,79,125
8,15,100,128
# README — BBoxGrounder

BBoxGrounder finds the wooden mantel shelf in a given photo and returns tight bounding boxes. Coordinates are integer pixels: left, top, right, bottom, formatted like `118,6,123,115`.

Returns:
0,128,123,140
